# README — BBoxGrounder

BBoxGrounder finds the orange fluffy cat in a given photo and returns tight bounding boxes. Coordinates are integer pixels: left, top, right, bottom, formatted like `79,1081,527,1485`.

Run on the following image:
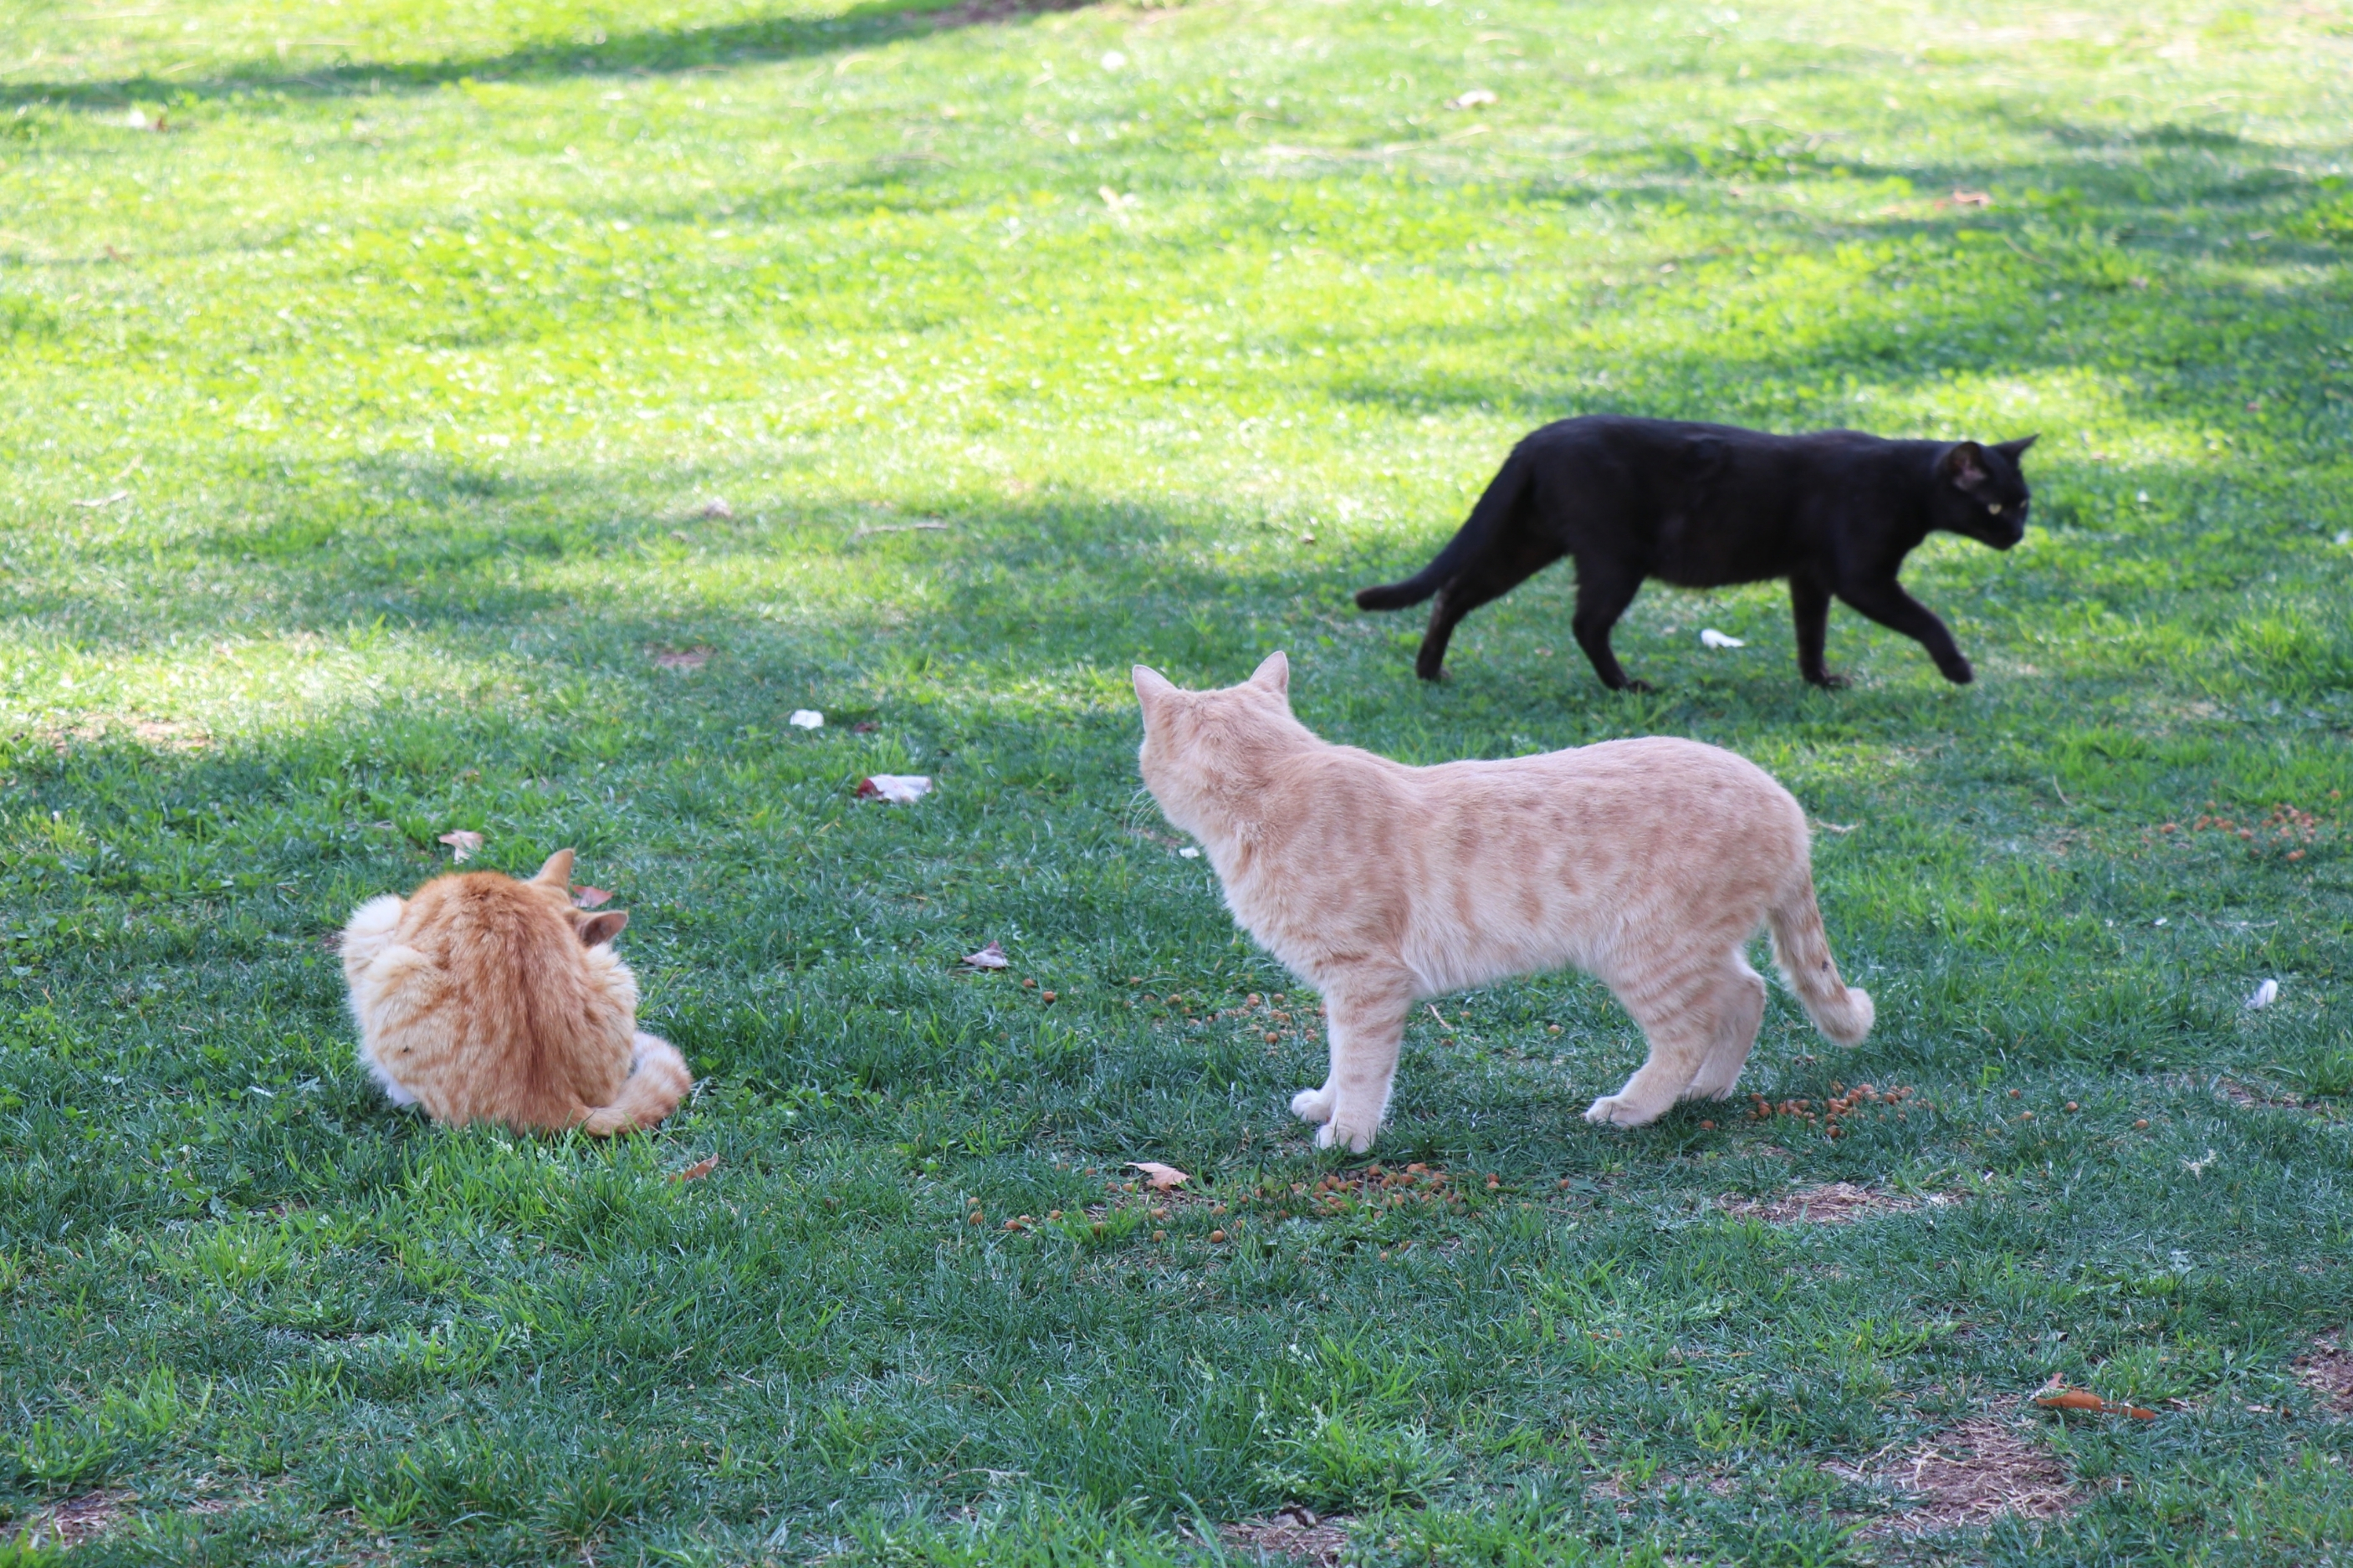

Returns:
1134,653,1873,1151
340,850,691,1134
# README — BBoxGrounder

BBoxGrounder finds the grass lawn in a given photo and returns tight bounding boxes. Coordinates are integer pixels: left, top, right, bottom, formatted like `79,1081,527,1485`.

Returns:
4,0,2353,1560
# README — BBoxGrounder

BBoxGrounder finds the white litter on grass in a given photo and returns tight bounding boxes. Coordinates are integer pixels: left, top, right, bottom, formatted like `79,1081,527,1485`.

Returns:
2246,978,2279,1010
1700,628,1746,649
1179,846,1202,860
961,941,1008,969
856,774,933,804
789,709,825,730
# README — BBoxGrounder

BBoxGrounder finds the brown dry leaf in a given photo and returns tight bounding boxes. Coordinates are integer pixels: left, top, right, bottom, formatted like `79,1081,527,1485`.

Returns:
437,830,483,862
652,646,712,671
671,1155,719,1182
1949,188,1993,207
2034,1386,2156,1420
573,886,613,909
961,940,1009,969
1130,1161,1190,1191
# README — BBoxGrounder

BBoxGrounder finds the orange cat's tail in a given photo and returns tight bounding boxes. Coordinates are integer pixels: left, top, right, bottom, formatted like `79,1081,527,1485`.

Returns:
1767,876,1875,1046
578,1033,693,1136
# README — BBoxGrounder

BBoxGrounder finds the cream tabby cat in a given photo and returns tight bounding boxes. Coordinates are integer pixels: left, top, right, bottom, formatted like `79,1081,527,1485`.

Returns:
1133,653,1873,1150
341,850,691,1134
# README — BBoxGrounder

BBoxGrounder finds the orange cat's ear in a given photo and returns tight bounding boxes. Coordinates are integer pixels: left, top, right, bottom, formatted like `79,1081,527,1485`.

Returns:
533,849,575,887
576,909,629,947
1248,650,1290,696
1133,666,1176,718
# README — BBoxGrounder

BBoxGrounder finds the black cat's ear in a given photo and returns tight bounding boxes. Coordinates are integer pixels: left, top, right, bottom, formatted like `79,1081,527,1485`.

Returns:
1996,434,2038,460
1248,650,1290,696
1940,441,1989,487
576,910,628,947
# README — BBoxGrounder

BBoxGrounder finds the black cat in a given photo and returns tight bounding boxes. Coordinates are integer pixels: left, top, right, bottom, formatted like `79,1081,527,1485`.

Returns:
1356,416,2035,691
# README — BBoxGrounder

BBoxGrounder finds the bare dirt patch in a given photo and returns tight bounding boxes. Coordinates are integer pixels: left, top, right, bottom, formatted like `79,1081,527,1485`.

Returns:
648,645,712,672
1834,1416,2079,1535
38,716,212,755
20,1489,137,1549
2298,1332,2353,1415
1219,1508,1351,1565
1720,1182,1948,1224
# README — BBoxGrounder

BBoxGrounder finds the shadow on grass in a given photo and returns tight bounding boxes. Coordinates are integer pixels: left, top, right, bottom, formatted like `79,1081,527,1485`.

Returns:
1327,128,2353,436
0,0,1097,110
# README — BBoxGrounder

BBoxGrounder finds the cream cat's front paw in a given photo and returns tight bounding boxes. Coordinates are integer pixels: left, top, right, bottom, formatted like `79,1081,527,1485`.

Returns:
1315,1119,1378,1154
1583,1093,1664,1127
1290,1086,1336,1125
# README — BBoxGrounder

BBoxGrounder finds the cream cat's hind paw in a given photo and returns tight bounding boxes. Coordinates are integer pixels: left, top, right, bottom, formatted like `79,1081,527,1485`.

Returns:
1290,1086,1336,1125
1583,1093,1665,1127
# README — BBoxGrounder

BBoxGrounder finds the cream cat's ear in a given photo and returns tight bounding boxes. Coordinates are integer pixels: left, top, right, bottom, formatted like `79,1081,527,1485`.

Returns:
1133,665,1177,717
1248,650,1290,696
533,849,575,887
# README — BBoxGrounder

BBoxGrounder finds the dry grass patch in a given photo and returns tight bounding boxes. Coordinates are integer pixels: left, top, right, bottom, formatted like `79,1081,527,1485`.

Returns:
1219,1507,1352,1565
19,1489,137,1549
1720,1182,1947,1224
1836,1416,2079,1536
2298,1332,2353,1416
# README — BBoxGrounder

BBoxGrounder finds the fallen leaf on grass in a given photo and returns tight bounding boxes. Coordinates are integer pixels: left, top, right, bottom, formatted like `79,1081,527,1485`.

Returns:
1130,1161,1190,1191
572,886,613,909
2246,978,2279,1009
438,830,483,862
696,498,734,520
652,646,712,672
1447,87,1498,109
962,941,1008,969
789,709,825,730
1700,628,1746,649
1948,188,1994,207
670,1155,719,1182
857,774,933,804
2034,1386,2156,1420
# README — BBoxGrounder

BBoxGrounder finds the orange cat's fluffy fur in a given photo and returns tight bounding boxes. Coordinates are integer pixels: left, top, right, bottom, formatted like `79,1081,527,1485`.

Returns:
341,850,691,1134
1134,653,1873,1151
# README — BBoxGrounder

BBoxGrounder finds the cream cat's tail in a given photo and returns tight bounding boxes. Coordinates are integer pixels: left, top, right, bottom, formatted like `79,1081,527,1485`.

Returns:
578,1033,693,1135
1767,876,1875,1045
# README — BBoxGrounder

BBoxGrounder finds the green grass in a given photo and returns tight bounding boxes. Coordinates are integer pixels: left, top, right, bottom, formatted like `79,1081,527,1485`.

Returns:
3,0,2352,1560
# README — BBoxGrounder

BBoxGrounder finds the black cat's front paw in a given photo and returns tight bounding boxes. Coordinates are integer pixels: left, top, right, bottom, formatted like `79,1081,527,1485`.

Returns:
1805,671,1851,691
1615,677,1655,695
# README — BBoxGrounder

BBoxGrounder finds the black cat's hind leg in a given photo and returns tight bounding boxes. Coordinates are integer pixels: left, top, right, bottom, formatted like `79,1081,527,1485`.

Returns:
1412,534,1564,681
1790,576,1847,688
1837,578,1972,685
1570,562,1647,692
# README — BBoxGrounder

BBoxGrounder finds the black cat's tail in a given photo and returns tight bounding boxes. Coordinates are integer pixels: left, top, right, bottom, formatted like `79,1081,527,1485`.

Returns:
1354,445,1533,611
